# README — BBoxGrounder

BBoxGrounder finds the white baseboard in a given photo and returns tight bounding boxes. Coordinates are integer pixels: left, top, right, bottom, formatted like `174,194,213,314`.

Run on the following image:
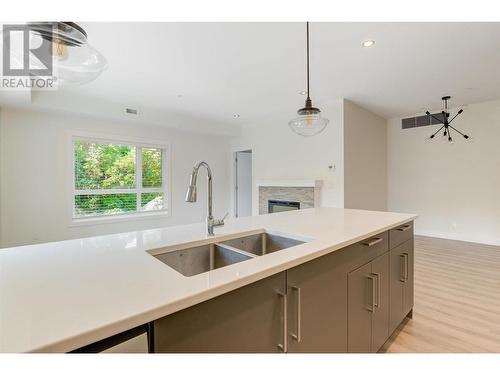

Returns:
415,229,500,247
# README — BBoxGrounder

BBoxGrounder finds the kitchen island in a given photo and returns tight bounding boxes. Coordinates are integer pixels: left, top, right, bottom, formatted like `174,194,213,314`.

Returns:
0,207,416,353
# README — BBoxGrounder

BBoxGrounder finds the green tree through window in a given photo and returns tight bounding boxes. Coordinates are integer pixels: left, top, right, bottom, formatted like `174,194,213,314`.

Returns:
73,139,165,218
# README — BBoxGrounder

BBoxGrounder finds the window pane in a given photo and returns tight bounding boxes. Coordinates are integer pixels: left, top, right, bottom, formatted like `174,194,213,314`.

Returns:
74,194,137,217
141,192,164,211
142,148,162,188
74,140,136,190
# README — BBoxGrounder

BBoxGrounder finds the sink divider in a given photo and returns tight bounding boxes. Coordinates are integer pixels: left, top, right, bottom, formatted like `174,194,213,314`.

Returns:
215,243,259,259
261,233,267,255
209,243,215,270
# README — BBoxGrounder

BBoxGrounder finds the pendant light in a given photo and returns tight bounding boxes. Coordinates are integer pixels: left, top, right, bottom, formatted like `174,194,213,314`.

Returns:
289,22,329,137
26,22,107,86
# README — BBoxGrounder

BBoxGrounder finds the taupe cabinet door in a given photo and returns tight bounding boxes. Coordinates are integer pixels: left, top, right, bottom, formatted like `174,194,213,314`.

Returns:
347,261,373,352
153,272,286,352
403,240,414,316
389,239,414,333
286,250,348,353
371,252,390,351
347,252,389,353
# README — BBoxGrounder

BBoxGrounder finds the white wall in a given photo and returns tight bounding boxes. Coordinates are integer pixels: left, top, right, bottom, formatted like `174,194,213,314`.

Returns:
0,108,2,247
230,99,344,215
388,99,500,245
344,100,387,211
0,108,231,247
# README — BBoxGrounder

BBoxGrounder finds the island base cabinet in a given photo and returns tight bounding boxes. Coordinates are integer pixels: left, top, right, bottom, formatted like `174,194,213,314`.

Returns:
347,252,389,353
286,250,348,353
389,239,414,334
153,272,286,353
150,225,414,353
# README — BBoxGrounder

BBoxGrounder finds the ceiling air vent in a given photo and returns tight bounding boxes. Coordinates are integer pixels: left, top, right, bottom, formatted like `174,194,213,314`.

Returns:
125,108,138,115
401,112,445,129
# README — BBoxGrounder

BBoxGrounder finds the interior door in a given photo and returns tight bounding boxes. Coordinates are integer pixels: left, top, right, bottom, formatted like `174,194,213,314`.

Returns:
235,150,252,217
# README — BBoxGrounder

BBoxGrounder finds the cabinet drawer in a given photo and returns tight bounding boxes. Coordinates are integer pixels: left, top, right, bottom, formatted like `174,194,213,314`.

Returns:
389,221,413,249
334,232,389,272
359,232,389,255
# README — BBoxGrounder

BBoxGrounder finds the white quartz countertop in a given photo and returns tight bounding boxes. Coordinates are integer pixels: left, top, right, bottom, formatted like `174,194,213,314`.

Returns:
0,207,416,353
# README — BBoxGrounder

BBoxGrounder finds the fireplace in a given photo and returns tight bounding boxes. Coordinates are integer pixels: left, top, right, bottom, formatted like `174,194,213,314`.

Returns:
268,200,300,213
257,180,322,215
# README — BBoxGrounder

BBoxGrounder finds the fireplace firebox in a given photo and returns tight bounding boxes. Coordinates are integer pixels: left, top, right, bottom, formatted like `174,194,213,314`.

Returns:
268,200,300,213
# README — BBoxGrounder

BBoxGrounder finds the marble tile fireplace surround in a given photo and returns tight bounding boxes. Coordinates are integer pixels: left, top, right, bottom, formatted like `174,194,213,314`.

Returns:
258,180,323,215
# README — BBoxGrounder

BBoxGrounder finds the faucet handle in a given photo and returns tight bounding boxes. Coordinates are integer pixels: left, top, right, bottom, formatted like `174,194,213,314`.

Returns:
213,213,228,227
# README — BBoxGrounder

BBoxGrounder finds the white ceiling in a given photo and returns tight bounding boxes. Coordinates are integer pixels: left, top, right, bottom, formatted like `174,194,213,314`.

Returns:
4,22,500,134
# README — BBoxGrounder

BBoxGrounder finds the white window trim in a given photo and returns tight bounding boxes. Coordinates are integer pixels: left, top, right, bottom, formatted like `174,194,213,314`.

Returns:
68,131,171,226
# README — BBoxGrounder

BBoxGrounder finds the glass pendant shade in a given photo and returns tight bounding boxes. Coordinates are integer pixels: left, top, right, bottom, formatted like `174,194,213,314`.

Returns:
26,22,107,86
49,42,107,86
288,106,329,137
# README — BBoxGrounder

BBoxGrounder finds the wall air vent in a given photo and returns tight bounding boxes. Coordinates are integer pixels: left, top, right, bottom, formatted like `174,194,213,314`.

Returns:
401,112,445,129
125,108,138,115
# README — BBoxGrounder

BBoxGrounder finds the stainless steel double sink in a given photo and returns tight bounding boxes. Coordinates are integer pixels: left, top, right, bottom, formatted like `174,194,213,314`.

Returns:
149,231,307,277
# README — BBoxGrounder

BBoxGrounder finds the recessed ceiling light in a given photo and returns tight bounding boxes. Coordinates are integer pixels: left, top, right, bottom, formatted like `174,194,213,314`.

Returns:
362,40,375,47
233,114,240,118
177,94,183,98
299,91,307,95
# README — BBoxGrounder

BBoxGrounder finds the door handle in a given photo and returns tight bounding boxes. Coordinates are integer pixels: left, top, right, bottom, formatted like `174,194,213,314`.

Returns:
399,253,409,282
277,291,287,352
290,286,302,343
371,272,380,308
366,276,376,312
362,237,383,247
397,224,411,232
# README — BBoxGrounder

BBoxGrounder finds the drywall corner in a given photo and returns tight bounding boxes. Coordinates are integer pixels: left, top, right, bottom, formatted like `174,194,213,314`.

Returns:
343,99,387,211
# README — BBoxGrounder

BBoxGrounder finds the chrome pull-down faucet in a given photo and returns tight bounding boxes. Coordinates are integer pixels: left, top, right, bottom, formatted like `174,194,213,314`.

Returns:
185,161,226,236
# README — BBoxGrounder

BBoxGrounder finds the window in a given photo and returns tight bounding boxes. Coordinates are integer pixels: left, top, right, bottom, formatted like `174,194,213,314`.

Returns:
72,137,168,219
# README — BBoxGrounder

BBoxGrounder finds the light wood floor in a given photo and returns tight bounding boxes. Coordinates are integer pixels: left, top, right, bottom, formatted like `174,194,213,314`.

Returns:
381,235,500,353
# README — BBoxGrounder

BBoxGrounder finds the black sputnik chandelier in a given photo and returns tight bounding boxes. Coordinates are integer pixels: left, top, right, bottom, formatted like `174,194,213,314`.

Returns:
425,96,469,142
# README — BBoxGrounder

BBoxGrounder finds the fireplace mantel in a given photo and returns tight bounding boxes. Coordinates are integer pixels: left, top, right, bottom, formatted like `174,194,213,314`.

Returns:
256,180,323,188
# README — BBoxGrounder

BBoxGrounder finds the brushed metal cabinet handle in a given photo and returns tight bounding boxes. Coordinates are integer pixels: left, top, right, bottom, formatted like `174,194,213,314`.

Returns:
371,272,380,308
290,286,302,342
397,224,411,232
277,291,287,352
399,254,406,282
399,253,409,282
403,253,409,281
362,237,383,247
366,276,376,312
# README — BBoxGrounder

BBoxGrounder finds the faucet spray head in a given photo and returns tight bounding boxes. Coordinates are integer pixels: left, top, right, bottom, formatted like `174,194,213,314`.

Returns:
185,184,197,202
185,169,198,202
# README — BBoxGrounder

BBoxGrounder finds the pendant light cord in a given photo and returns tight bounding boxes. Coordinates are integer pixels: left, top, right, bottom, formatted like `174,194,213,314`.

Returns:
306,21,310,102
